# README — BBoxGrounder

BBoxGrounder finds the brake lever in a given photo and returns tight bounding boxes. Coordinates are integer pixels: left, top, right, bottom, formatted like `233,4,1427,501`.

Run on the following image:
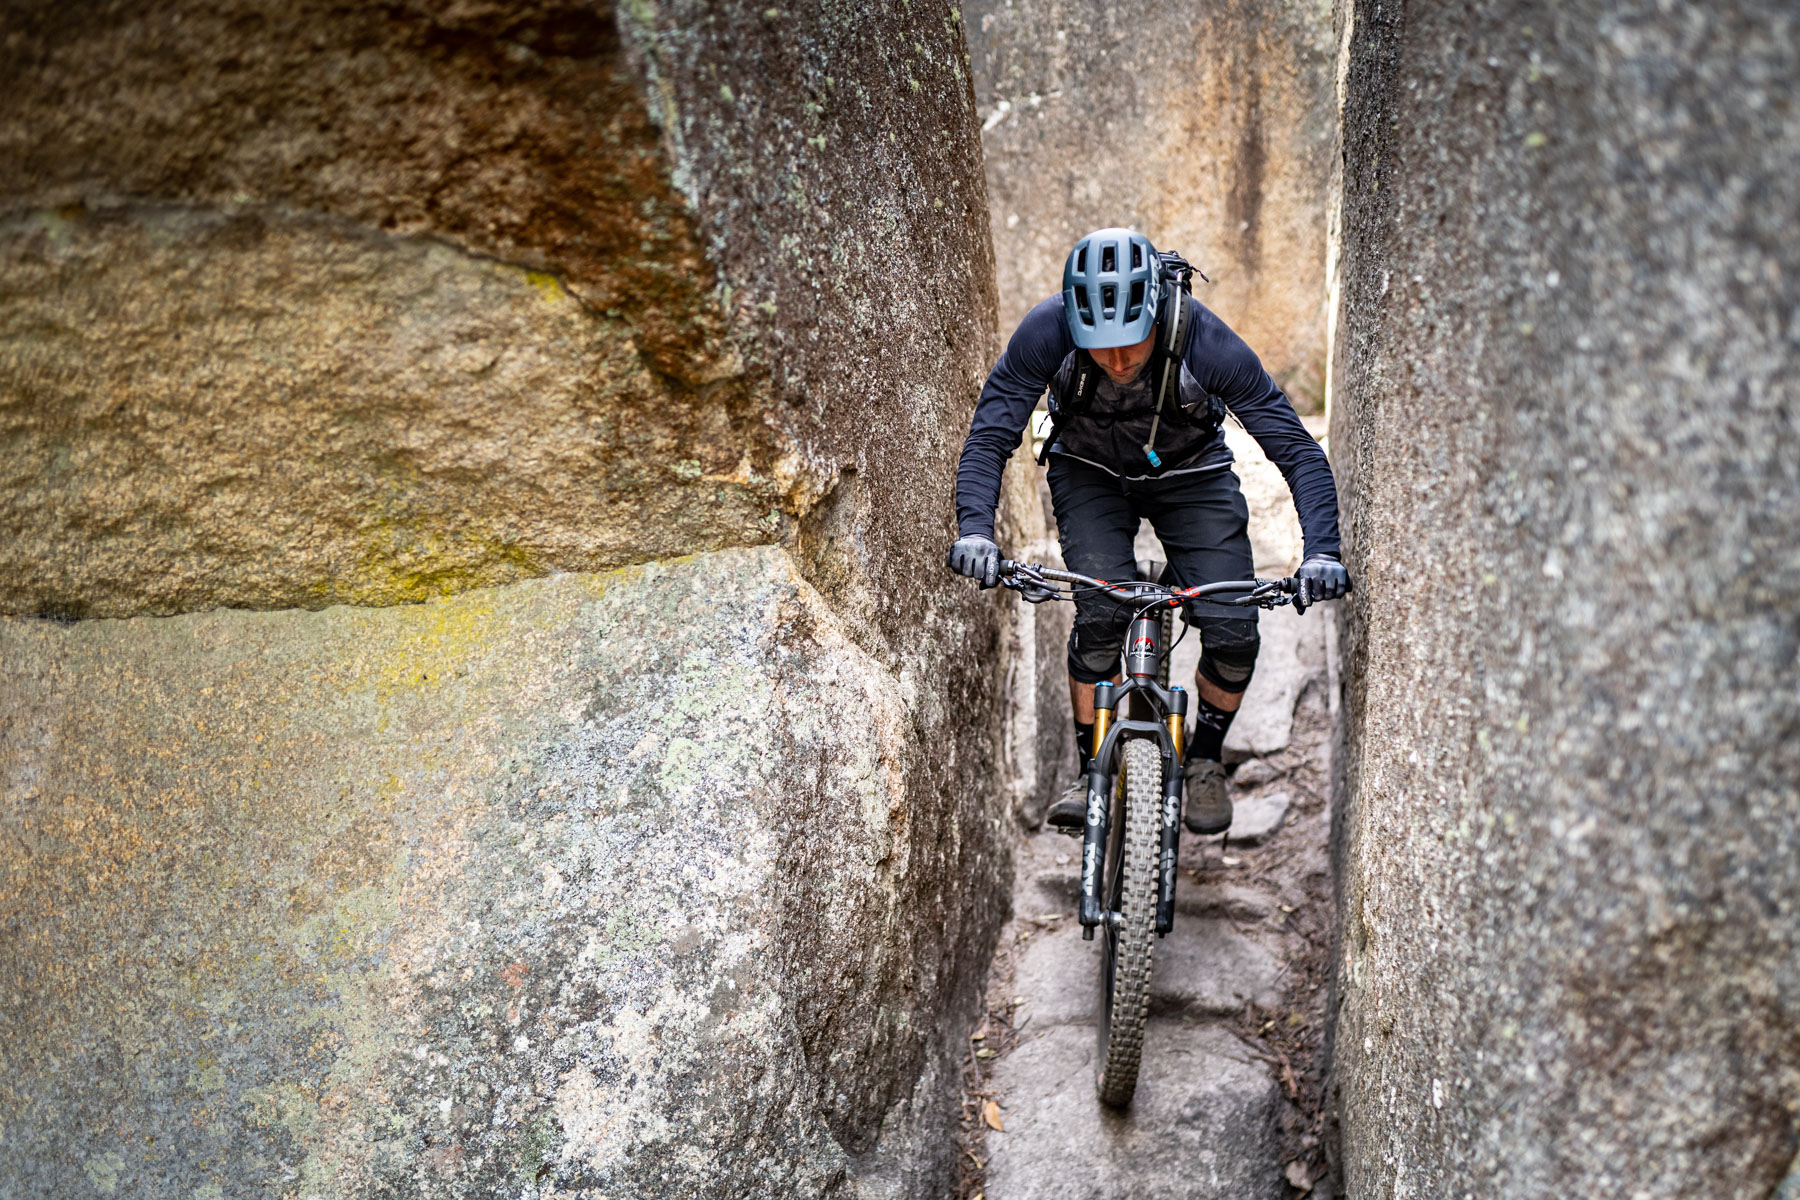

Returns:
1000,568,1062,604
1229,581,1289,610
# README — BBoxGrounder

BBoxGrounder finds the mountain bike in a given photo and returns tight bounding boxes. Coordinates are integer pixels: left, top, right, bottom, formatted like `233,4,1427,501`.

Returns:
998,558,1306,1105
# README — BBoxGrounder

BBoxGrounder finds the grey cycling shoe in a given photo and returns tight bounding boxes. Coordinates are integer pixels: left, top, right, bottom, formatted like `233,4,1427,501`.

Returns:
1183,758,1233,835
1046,778,1087,835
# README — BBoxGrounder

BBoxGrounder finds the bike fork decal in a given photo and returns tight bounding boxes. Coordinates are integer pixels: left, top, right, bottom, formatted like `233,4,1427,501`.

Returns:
1155,764,1184,934
1080,771,1108,931
1080,782,1103,900
1160,793,1180,889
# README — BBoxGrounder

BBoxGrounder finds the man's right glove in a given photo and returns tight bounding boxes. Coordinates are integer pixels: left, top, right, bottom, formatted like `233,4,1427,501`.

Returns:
1296,554,1352,605
946,534,1001,589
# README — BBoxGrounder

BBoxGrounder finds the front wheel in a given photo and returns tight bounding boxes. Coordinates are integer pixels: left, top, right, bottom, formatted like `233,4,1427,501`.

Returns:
1096,736,1161,1106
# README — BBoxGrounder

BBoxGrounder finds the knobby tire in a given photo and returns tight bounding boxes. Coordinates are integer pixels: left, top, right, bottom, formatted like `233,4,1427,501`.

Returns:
1096,736,1161,1106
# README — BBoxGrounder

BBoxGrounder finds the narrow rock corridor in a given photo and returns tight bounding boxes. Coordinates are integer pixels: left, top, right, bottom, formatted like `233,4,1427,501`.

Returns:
7,3,1795,1195
961,421,1341,1199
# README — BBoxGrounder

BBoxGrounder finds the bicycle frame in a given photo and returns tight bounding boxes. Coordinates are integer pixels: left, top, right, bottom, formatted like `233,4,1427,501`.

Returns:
996,560,1302,942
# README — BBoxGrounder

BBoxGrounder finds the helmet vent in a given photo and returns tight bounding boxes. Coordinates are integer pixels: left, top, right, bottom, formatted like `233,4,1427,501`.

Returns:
1131,243,1143,270
1075,290,1095,326
1100,283,1117,316
1128,279,1145,317
1075,247,1087,274
1101,244,1117,273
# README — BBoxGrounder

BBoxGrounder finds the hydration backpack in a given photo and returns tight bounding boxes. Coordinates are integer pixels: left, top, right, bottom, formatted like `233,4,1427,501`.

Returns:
1037,250,1226,468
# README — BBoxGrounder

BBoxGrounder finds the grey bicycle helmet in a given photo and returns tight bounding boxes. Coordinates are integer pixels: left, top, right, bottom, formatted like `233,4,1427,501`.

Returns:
1062,228,1160,349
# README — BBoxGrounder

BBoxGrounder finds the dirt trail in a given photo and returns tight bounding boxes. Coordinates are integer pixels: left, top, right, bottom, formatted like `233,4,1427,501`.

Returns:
960,420,1341,1199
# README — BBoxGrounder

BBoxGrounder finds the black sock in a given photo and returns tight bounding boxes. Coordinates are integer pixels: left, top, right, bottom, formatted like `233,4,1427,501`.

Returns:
1190,696,1237,762
1074,720,1094,773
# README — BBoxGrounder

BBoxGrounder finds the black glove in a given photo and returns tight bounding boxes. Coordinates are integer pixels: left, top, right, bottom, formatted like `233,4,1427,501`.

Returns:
946,534,1001,589
1296,554,1352,605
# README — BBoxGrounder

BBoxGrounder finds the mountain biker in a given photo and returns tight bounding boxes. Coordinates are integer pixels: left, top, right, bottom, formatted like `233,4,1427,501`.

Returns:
947,228,1350,836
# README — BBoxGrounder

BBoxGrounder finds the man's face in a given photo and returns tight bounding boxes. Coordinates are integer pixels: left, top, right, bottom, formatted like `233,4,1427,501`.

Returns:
1091,334,1155,385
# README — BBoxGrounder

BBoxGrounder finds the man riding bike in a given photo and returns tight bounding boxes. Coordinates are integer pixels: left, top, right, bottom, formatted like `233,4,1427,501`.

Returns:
947,228,1351,836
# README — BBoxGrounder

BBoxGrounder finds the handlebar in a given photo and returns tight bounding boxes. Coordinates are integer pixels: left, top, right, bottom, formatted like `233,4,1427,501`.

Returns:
997,559,1308,611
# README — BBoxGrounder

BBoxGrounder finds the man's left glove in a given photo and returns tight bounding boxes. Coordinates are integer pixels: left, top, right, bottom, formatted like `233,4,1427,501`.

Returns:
947,534,1001,589
1296,554,1352,605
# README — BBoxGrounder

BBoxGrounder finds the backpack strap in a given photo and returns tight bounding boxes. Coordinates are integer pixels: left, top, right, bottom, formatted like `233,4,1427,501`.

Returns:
1142,253,1198,468
1037,350,1102,465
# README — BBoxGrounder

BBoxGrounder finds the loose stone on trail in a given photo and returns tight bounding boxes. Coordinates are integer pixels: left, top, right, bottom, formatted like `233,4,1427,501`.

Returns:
1227,790,1292,846
1233,759,1285,789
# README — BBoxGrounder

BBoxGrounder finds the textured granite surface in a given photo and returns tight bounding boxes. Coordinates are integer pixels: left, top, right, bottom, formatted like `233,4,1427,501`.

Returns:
1,0,999,628
1329,1,1800,1194
0,2,1017,1196
0,550,1005,1198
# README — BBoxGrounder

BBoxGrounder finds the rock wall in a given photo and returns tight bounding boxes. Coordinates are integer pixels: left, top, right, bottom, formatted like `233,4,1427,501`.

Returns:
0,3,1016,1197
0,0,992,623
994,455,1076,824
1329,1,1800,1195
963,0,1336,404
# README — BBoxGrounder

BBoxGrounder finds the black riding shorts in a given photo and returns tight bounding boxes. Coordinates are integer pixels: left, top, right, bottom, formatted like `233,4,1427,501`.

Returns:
1047,454,1261,687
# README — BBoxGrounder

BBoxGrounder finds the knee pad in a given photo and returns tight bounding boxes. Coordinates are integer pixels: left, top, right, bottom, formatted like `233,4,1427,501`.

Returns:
1067,626,1125,684
1067,607,1132,684
1195,618,1260,695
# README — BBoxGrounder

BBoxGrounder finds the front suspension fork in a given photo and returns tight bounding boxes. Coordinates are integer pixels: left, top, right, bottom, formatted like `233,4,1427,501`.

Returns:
1155,688,1188,935
1079,683,1190,939
1078,681,1115,939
